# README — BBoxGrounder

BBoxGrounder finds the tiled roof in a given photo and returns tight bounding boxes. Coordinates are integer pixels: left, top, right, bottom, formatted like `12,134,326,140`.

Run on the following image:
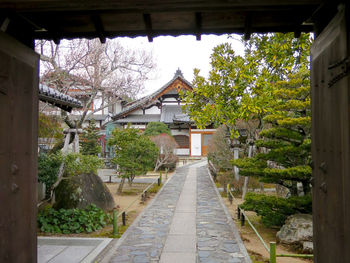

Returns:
114,114,161,123
69,114,108,121
112,69,192,120
161,105,192,124
39,84,82,112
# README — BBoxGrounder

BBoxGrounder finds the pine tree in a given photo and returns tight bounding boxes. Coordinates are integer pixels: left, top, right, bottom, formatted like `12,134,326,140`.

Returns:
234,68,311,196
80,120,101,156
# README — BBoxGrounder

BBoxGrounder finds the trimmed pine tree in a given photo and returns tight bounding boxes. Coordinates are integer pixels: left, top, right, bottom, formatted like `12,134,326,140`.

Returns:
234,68,312,196
80,120,101,156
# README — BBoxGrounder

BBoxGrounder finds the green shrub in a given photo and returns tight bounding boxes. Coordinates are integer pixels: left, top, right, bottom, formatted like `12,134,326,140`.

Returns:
38,153,63,198
38,204,111,234
240,192,312,227
144,122,171,136
64,153,104,177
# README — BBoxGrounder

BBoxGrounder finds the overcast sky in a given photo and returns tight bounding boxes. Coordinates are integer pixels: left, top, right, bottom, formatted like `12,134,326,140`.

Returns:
117,34,245,97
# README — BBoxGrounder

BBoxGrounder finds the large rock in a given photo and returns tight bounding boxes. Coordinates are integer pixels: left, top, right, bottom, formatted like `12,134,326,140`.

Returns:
276,213,313,253
54,173,115,211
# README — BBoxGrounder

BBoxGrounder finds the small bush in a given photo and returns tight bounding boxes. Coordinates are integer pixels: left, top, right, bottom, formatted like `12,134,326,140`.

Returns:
64,153,104,177
38,153,63,198
38,204,111,234
240,193,312,227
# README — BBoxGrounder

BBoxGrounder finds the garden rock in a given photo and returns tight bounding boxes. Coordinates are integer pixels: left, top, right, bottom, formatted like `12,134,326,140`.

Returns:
276,213,313,252
302,241,313,253
54,172,115,211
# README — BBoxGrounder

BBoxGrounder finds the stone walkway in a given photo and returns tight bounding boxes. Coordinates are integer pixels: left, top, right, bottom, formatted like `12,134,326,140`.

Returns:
101,161,251,263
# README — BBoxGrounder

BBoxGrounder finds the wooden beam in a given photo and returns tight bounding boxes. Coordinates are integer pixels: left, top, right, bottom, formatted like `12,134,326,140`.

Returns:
244,13,251,41
195,12,201,41
143,13,153,42
91,14,106,43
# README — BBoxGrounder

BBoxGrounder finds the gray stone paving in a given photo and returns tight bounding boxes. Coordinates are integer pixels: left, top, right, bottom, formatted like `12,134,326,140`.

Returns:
38,237,112,263
102,166,189,263
196,166,251,263
100,161,251,263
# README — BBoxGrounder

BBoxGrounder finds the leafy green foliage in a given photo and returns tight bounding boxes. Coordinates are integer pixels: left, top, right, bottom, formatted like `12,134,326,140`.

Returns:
38,153,63,198
108,127,159,189
38,204,111,234
63,153,104,177
240,193,312,227
38,113,64,142
80,120,101,156
144,122,171,136
183,32,313,195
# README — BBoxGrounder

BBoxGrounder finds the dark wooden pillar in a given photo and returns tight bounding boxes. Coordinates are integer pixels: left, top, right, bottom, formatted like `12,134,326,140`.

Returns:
0,32,39,262
311,5,350,263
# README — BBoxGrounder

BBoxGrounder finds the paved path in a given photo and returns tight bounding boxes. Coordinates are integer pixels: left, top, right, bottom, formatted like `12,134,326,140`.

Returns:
38,237,112,263
101,161,251,263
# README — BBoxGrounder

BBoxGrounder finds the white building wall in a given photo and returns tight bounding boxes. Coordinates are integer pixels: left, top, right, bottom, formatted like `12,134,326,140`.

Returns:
145,106,161,114
175,148,190,155
171,130,189,136
124,124,146,129
132,109,144,114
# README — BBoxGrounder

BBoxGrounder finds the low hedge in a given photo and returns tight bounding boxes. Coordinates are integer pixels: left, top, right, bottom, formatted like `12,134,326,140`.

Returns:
240,192,312,227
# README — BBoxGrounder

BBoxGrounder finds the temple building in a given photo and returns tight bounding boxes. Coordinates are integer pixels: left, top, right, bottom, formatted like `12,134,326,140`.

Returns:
106,69,215,157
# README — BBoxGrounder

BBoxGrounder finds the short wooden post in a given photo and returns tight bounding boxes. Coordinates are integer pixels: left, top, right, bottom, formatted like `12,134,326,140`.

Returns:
113,208,118,237
122,211,126,226
241,212,245,226
237,207,241,220
270,242,276,263
158,177,161,186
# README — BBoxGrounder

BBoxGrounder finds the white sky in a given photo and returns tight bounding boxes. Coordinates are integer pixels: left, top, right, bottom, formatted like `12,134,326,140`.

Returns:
116,34,245,97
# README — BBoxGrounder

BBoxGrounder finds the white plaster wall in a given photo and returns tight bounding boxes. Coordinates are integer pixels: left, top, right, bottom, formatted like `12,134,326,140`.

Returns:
175,148,190,155
191,129,216,132
163,97,177,102
113,102,122,114
132,109,144,114
124,124,146,129
171,130,189,136
145,106,161,114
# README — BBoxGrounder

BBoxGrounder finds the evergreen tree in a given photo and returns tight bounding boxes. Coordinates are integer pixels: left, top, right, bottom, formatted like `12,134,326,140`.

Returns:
80,120,101,156
108,127,159,193
234,69,311,195
144,122,171,136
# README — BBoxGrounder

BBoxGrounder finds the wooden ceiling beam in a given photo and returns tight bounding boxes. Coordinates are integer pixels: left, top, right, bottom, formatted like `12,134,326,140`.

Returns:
143,13,153,42
244,14,251,41
195,12,201,41
0,0,324,13
91,15,106,43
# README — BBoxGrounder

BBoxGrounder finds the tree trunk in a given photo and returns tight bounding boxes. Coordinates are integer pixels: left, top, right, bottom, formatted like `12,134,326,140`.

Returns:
117,177,125,194
242,145,253,200
302,181,311,195
242,176,249,200
290,181,298,196
233,147,240,181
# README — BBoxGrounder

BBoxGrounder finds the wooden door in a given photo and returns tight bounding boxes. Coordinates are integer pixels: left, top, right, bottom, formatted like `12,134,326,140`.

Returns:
0,32,39,262
201,133,213,156
311,7,350,263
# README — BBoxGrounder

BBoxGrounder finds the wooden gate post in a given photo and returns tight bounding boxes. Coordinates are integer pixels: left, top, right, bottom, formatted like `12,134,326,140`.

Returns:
0,32,39,262
311,5,350,263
